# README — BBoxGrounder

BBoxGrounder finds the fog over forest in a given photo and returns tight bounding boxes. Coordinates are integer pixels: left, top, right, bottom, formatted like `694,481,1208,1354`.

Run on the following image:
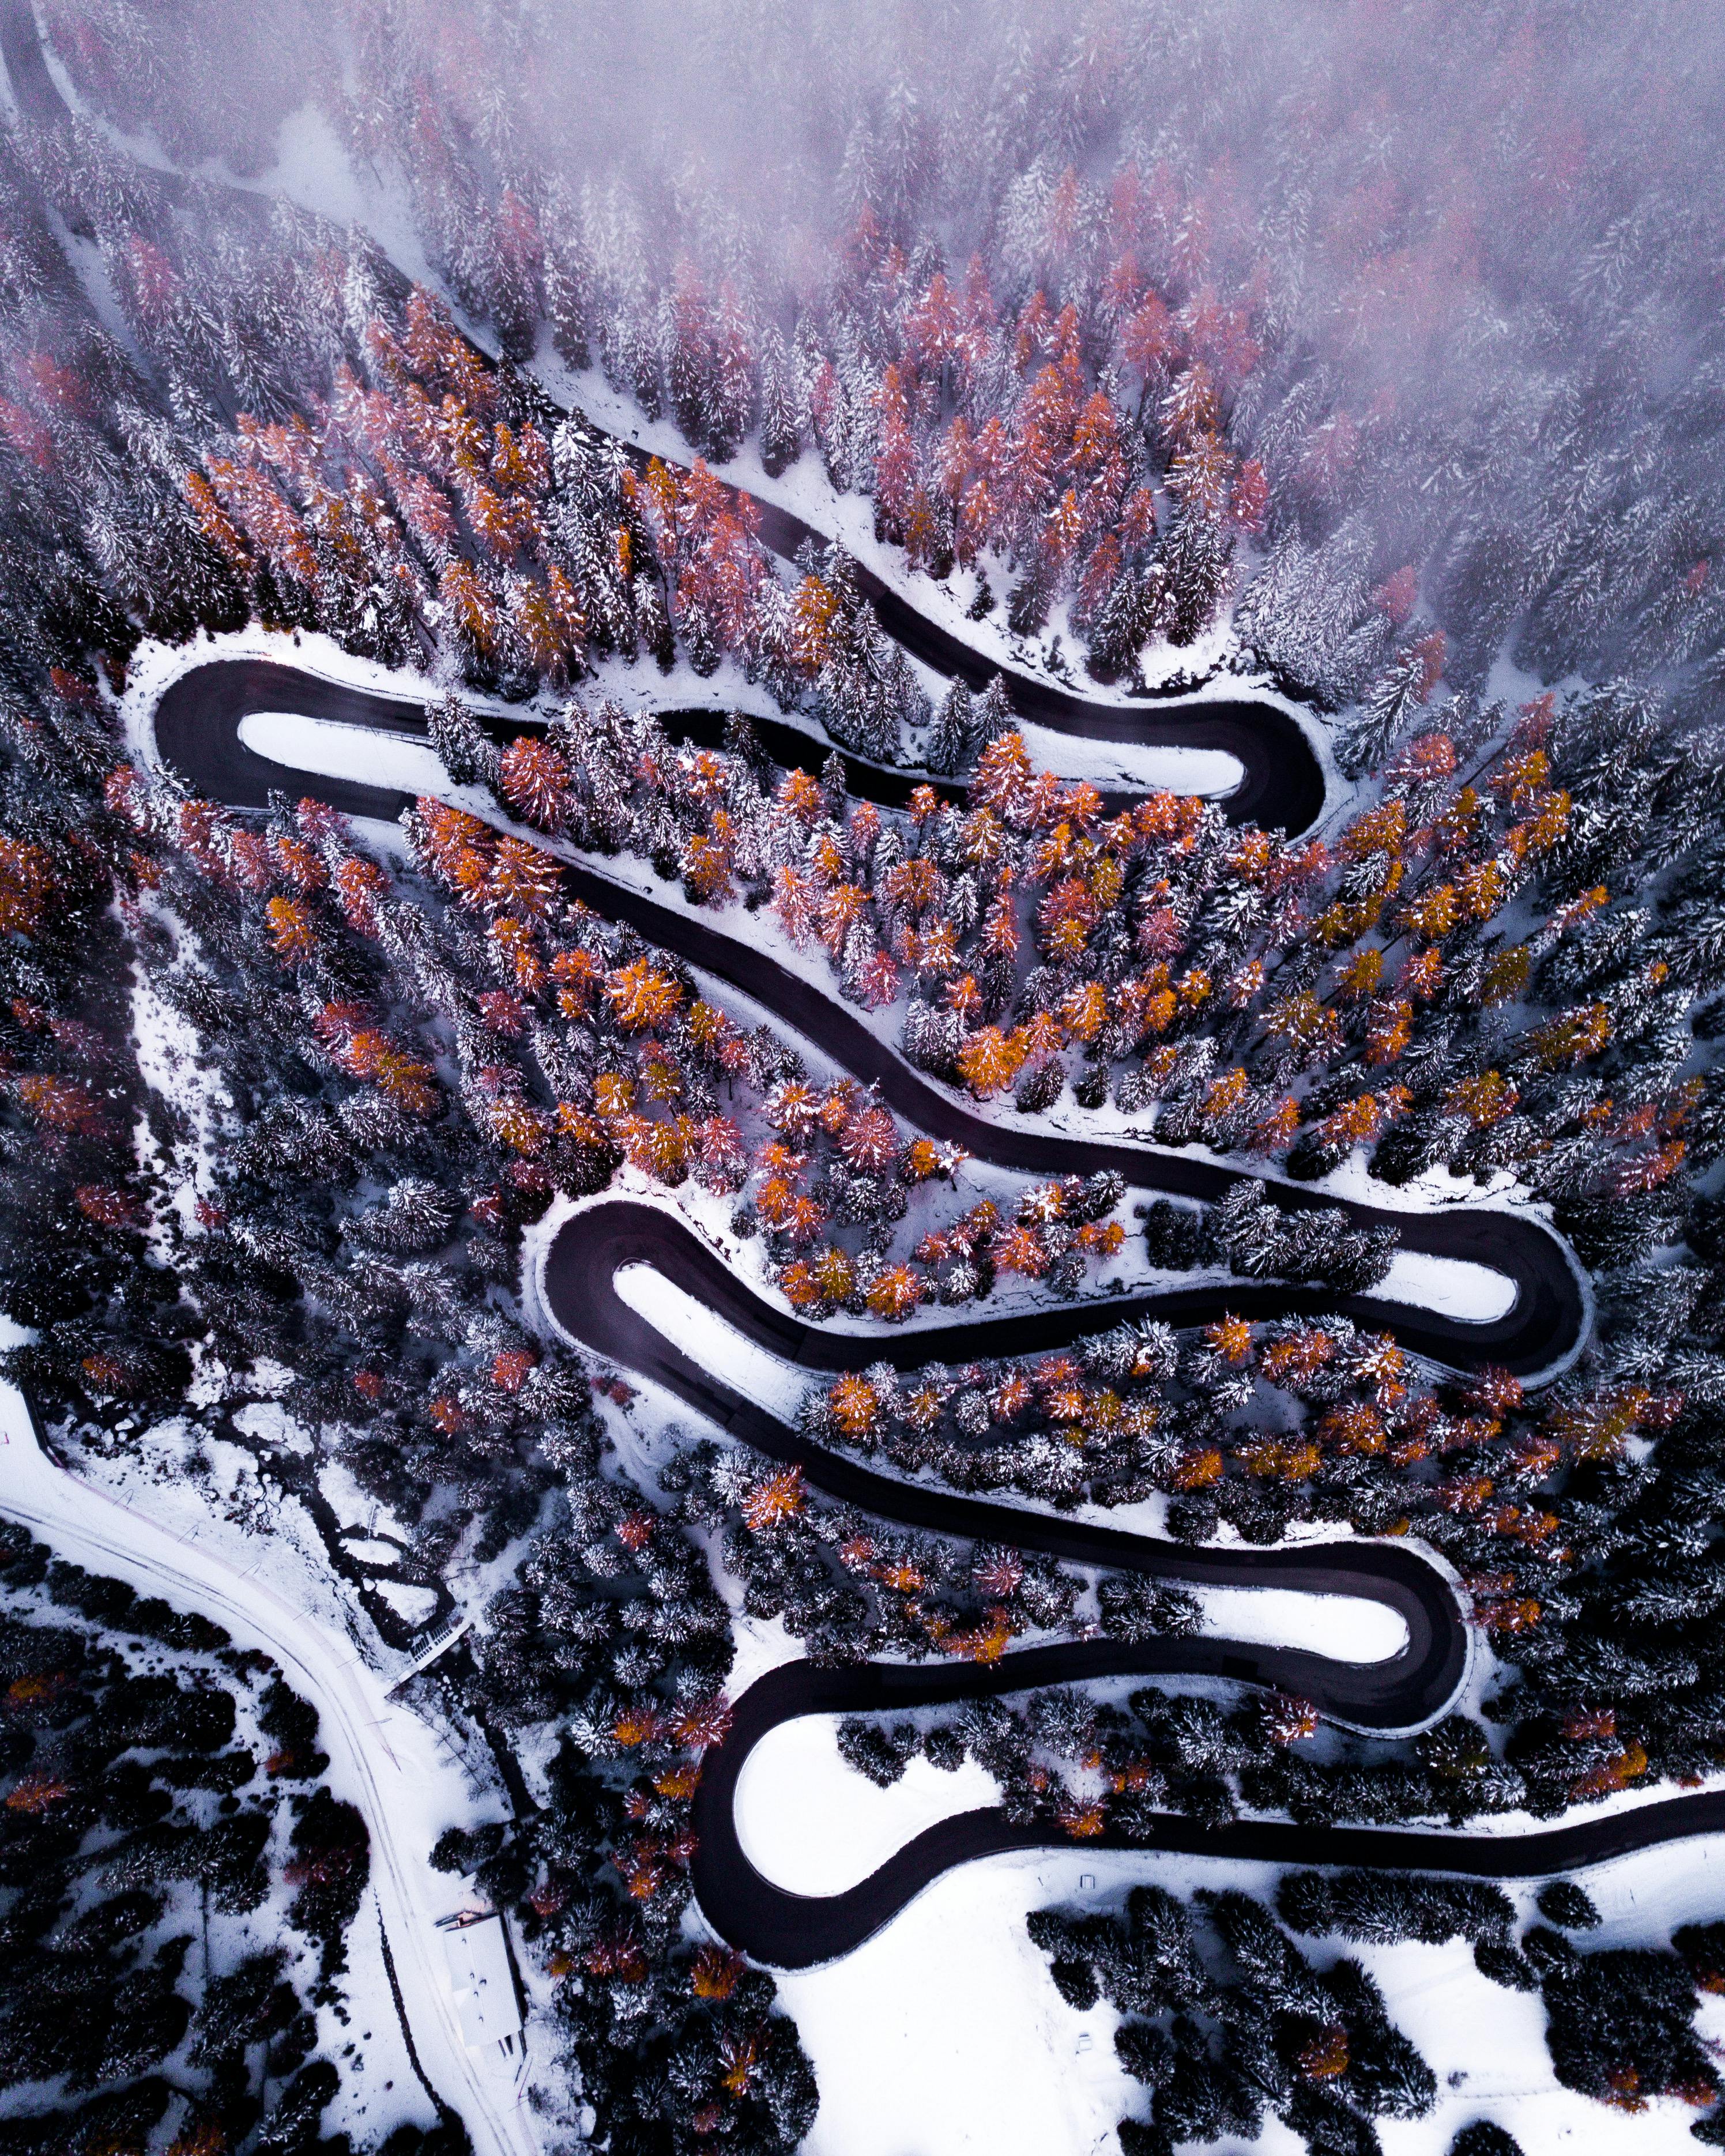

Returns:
44,0,1725,701
7,7,1725,2156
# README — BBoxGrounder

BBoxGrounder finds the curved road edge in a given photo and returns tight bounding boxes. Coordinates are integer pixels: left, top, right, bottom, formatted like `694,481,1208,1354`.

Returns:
145,651,1589,1386
692,1657,1725,1969
0,1384,536,2156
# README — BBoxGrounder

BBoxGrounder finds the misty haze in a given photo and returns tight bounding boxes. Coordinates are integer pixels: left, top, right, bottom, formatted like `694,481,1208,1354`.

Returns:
0,7,1722,2156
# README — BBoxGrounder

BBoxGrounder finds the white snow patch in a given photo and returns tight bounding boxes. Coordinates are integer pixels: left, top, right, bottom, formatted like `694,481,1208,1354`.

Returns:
737,1717,1000,1895
725,1614,813,1695
238,708,448,794
1376,1250,1518,1323
613,1262,808,1420
232,1399,315,1454
319,1458,412,1543
373,1579,441,1627
259,105,439,287
1192,1585,1407,1661
1015,715,1243,797
342,1535,408,1567
774,1852,1140,2156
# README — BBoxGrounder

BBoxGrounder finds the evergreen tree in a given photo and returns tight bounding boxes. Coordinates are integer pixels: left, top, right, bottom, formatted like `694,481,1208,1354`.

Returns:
926,680,975,774
427,691,498,789
758,323,802,477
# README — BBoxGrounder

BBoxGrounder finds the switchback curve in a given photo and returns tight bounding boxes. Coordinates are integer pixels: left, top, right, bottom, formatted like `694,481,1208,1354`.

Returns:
534,1207,1710,1974
152,653,1587,1383
644,474,1329,836
691,1658,1725,1968
0,0,1328,838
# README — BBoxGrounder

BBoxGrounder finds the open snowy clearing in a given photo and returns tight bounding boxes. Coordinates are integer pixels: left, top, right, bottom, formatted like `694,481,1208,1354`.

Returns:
775,1835,1725,2156
615,1260,808,1420
1374,1250,1518,1324
239,708,450,794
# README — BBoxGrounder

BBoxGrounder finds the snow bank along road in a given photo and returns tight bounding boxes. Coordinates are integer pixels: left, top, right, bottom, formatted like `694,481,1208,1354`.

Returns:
155,653,1587,1393
145,659,1627,1940
0,1389,537,2156
0,0,1326,842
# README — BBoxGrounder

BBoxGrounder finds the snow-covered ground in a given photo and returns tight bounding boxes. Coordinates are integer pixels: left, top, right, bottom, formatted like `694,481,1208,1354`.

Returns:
0,1384,539,2156
1015,718,1242,798
737,1720,1003,1895
735,1659,1725,2156
773,1833,1725,2156
239,708,448,793
778,1852,1142,2156
1375,1250,1517,1323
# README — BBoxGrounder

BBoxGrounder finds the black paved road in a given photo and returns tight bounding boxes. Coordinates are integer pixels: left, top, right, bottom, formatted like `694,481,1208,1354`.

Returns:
0,0,1328,838
691,1656,1725,1967
155,656,1585,1386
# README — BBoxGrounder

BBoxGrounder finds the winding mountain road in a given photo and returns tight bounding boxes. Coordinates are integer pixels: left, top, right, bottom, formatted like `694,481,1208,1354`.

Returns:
8,0,1725,2120
14,6,1693,1988
0,0,1328,841
140,650,1636,1972
606,454,1330,835
540,1196,1470,1739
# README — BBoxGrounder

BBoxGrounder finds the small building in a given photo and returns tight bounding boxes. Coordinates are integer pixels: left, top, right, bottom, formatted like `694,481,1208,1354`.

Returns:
442,1913,524,2060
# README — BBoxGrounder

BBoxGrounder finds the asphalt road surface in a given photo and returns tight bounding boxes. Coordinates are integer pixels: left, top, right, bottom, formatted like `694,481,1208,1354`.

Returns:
155,654,1586,1392
0,0,1328,839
